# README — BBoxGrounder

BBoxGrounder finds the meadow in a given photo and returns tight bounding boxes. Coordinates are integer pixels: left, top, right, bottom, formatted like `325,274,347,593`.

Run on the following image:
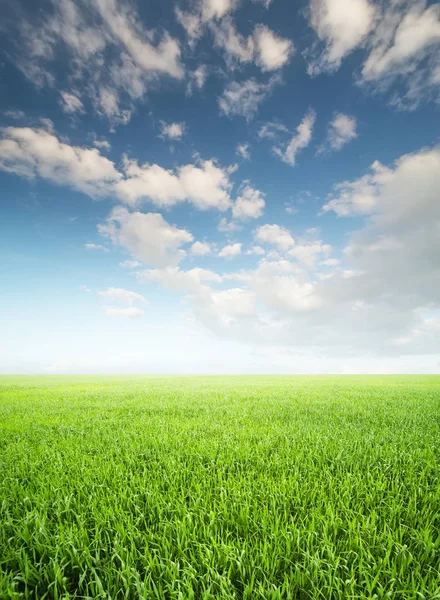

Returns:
0,375,439,599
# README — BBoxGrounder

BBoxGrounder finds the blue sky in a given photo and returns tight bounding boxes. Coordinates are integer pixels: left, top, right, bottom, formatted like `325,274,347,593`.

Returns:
1,0,440,373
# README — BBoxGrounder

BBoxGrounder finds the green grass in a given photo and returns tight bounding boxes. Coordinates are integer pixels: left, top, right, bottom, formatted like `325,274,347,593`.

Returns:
1,375,439,599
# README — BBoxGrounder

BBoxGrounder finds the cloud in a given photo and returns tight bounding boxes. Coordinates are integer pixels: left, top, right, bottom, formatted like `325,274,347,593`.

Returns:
246,245,266,256
104,306,145,318
11,0,183,124
0,127,238,213
307,0,377,74
80,284,91,292
84,243,109,251
217,217,242,233
273,110,316,166
160,121,186,140
253,25,294,71
0,127,121,196
361,0,440,109
322,113,358,152
114,156,233,210
190,241,212,256
218,242,242,259
232,185,265,219
236,143,251,160
288,241,332,268
98,206,193,267
258,121,289,140
306,0,440,108
219,75,281,120
3,110,26,120
120,260,142,269
211,19,293,71
99,287,146,305
60,91,84,114
93,139,111,152
254,224,295,251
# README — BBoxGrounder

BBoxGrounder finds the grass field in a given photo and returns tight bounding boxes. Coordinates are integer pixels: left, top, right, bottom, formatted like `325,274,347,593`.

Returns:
1,375,439,599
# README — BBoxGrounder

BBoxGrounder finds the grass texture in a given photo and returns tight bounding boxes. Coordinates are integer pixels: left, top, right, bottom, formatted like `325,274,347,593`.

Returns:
0,375,439,599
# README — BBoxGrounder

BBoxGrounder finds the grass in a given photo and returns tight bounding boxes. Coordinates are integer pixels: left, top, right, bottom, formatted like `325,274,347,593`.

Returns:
0,375,439,599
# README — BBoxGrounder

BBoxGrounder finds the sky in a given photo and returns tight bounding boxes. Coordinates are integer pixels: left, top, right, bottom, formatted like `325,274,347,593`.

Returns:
1,0,440,374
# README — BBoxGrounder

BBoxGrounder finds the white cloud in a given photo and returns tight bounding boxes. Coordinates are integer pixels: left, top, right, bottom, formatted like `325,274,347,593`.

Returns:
253,25,294,71
307,0,440,108
307,0,377,74
211,17,255,65
288,241,332,268
211,19,293,72
254,224,295,251
325,113,357,151
190,241,212,256
115,156,232,210
236,143,251,160
84,243,109,251
217,217,242,233
246,245,266,256
104,306,145,318
232,185,265,219
0,127,121,196
274,110,316,166
321,258,340,267
93,139,112,152
119,259,142,269
60,91,84,114
80,284,91,292
12,0,183,124
3,110,26,120
187,65,208,94
98,206,193,268
99,287,146,305
218,242,242,259
219,75,281,120
160,121,186,140
258,121,289,140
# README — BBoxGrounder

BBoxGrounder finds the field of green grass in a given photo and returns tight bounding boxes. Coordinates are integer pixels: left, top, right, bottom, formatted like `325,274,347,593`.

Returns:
1,375,439,599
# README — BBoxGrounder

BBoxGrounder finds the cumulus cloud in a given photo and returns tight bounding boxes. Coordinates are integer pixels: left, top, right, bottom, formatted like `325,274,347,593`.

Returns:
232,185,265,219
119,259,142,269
211,19,293,71
236,143,251,160
219,75,281,120
253,25,294,71
321,113,358,152
218,242,242,259
114,156,233,210
98,206,193,268
60,91,84,114
93,139,111,152
190,241,212,256
160,121,186,140
258,121,289,140
307,0,440,108
99,287,146,305
0,126,235,212
84,243,109,251
11,0,183,124
273,110,316,166
104,306,145,318
307,0,377,74
254,224,295,251
0,127,121,196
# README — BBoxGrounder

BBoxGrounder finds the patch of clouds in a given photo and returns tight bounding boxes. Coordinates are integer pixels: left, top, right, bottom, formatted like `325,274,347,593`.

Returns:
320,113,357,152
232,184,265,219
59,90,84,114
10,0,184,125
273,109,316,166
236,143,251,160
98,206,193,268
190,241,212,256
99,287,146,305
218,242,242,259
84,243,109,251
219,75,281,120
160,121,186,140
254,223,295,251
